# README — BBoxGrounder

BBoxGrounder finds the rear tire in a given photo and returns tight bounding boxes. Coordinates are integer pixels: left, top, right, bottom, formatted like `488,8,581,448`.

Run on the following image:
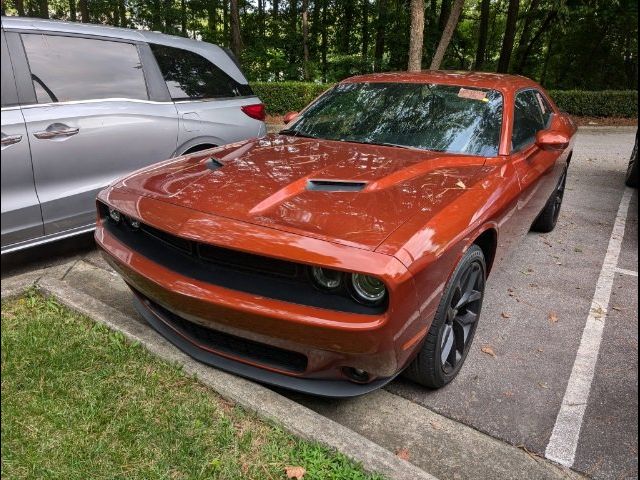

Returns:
404,245,486,389
531,166,567,233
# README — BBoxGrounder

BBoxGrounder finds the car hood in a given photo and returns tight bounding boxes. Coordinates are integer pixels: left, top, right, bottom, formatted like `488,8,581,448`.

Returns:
116,134,487,251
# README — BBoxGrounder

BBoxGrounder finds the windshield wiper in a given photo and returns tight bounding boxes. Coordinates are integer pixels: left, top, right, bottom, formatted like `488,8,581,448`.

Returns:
344,139,424,151
279,128,316,139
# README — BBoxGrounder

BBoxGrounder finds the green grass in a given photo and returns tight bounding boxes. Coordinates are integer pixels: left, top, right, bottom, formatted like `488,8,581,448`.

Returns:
1,291,383,480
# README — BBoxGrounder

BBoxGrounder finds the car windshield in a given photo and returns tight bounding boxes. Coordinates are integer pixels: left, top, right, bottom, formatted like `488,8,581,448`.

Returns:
282,82,503,156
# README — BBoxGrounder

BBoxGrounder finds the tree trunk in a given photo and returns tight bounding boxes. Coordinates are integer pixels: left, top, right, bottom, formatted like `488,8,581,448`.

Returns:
429,0,464,69
119,0,126,27
78,0,88,22
223,0,229,45
515,9,557,73
230,0,242,57
273,0,279,17
15,0,25,16
338,0,355,54
539,32,553,85
512,0,540,73
361,0,370,60
497,0,519,73
373,0,387,71
207,1,218,40
68,0,76,20
321,0,328,81
473,0,489,69
180,0,187,35
407,0,425,71
38,0,48,18
437,0,450,36
302,0,310,80
258,0,265,38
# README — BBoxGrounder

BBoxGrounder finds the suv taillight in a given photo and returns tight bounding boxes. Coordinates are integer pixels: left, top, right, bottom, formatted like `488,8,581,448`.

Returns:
241,103,266,121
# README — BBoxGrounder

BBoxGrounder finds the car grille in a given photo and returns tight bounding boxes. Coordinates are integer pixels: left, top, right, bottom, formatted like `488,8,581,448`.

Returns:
98,202,386,315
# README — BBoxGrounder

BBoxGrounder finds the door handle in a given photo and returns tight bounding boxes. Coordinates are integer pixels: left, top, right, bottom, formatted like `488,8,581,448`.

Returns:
34,124,79,139
1,133,23,147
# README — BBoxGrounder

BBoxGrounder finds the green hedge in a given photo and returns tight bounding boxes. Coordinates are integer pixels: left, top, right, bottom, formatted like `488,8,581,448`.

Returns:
251,82,331,115
251,82,638,118
547,90,638,118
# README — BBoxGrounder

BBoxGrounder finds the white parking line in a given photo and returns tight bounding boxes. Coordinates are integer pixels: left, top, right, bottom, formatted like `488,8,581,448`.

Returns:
615,267,638,277
545,187,634,468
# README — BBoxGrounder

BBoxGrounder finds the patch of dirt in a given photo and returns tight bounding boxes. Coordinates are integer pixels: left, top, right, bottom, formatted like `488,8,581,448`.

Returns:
571,116,637,127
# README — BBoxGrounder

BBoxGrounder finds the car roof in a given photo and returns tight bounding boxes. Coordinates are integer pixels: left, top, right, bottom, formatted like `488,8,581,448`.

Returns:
342,70,541,92
0,16,248,84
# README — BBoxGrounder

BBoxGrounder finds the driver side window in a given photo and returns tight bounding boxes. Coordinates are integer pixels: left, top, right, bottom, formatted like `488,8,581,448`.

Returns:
512,90,546,152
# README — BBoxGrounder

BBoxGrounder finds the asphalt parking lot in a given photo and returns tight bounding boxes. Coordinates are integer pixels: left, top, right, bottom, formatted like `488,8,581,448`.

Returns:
2,127,637,479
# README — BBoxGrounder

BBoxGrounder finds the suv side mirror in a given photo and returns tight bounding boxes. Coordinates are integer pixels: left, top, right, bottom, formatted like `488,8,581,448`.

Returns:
536,129,569,151
283,111,299,125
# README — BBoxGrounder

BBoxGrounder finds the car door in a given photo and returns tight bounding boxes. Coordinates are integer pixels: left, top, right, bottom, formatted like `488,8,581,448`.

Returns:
1,29,43,250
16,32,179,235
510,89,562,228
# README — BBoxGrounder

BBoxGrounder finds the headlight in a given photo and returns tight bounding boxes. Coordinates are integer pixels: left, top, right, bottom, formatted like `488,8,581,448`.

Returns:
108,208,121,223
310,266,343,291
350,273,387,305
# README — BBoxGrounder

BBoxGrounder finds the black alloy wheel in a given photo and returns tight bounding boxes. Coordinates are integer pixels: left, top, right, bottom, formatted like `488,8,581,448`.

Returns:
404,245,487,388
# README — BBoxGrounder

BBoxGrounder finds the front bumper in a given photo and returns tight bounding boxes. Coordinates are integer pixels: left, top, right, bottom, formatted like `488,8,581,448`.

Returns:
96,188,429,396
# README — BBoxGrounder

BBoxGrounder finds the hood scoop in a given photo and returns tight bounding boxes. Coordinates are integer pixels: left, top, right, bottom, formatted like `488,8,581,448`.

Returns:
206,158,224,172
306,179,367,192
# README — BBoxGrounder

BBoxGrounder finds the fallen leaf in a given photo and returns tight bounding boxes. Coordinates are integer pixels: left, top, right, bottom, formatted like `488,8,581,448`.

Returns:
537,347,544,353
285,466,306,479
501,312,511,319
455,180,466,189
481,346,496,357
574,247,583,253
430,421,442,430
395,448,410,461
503,390,514,397
612,306,623,311
548,312,559,323
538,382,549,389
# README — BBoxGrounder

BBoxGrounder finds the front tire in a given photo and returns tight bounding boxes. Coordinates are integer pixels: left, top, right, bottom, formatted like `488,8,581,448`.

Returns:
404,245,486,389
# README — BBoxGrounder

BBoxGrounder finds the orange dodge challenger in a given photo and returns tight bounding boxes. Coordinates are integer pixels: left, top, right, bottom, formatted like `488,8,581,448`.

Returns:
96,71,576,397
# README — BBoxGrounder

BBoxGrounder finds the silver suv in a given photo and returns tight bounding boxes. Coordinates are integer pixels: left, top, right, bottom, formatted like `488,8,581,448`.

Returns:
1,16,266,254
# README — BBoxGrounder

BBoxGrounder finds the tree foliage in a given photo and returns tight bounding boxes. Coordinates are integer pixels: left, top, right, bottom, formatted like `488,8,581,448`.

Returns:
2,0,637,89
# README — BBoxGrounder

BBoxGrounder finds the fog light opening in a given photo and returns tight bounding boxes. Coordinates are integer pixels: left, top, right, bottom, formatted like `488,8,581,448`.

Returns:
342,367,370,383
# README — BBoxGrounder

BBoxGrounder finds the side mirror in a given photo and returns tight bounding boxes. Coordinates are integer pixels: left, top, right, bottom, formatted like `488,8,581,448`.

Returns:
283,111,299,125
536,129,569,151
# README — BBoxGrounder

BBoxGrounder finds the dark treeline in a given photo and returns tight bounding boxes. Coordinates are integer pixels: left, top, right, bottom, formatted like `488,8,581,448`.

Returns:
3,0,638,89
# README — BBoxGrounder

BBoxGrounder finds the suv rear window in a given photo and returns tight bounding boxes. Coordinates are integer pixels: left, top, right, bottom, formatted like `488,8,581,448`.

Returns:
21,34,148,103
150,44,252,100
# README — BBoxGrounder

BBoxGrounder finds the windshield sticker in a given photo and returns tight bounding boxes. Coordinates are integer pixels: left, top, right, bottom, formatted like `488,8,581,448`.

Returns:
458,88,487,101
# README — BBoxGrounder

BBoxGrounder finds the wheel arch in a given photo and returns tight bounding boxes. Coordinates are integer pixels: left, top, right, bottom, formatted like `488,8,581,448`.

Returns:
472,227,498,276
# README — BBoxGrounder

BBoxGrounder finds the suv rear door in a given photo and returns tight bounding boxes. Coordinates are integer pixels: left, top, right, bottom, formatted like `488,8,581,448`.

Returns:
1,29,43,250
15,31,179,235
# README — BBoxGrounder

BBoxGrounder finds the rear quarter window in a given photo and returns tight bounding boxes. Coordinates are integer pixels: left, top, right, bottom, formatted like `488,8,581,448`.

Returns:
149,44,253,100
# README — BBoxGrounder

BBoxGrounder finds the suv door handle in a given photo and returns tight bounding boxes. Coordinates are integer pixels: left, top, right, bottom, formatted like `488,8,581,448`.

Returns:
34,124,79,139
1,133,23,147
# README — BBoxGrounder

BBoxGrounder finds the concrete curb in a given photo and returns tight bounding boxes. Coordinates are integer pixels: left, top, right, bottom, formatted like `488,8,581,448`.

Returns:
2,276,437,480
